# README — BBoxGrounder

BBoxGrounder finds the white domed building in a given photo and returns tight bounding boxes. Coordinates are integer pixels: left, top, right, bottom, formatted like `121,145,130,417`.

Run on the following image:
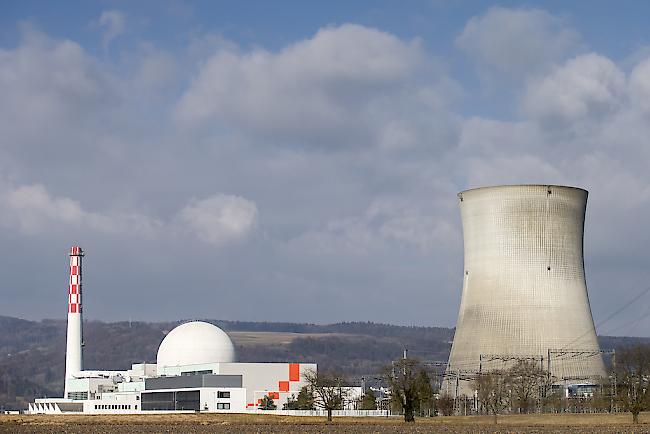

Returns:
157,321,236,371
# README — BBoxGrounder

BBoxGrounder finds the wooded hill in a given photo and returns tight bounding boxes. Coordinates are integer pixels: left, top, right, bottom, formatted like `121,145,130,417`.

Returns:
1,315,648,410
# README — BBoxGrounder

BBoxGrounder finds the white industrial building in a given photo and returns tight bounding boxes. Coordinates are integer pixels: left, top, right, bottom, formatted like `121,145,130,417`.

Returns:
29,247,320,414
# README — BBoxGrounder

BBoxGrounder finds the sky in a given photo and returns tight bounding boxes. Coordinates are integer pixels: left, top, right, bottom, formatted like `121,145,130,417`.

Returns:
1,1,650,337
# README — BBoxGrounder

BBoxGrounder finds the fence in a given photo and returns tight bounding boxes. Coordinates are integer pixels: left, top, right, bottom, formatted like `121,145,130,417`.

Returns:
249,409,392,417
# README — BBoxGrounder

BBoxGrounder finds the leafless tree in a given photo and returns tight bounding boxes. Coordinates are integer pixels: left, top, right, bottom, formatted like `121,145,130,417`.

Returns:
508,359,548,413
436,394,455,416
474,370,510,424
385,358,422,422
302,369,350,422
617,345,650,424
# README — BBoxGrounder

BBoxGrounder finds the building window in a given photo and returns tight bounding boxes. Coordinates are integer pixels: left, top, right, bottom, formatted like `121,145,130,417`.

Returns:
67,391,89,400
181,369,212,376
141,390,200,411
216,403,230,410
217,391,230,399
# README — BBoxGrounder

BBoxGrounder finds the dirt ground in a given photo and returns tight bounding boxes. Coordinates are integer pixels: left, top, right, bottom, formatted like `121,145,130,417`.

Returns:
1,412,649,434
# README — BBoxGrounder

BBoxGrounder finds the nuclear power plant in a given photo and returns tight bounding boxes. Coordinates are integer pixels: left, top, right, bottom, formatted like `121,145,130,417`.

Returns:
445,185,606,396
26,183,609,413
28,246,343,414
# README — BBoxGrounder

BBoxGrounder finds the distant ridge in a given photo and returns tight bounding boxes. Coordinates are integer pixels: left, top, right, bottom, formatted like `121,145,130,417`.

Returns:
0,315,648,410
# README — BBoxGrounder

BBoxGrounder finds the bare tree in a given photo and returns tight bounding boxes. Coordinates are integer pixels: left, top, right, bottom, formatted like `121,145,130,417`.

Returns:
474,370,510,424
617,345,650,424
508,359,548,413
436,394,455,416
385,358,422,422
302,369,350,422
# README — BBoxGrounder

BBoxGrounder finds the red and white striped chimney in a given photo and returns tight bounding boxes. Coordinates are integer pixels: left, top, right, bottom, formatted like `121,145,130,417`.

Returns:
64,246,84,397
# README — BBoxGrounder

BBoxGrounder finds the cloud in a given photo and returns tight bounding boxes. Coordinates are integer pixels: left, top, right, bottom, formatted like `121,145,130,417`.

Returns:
1,16,650,331
98,10,126,49
0,180,260,248
175,24,455,149
522,53,626,128
629,57,650,112
179,195,258,246
0,181,162,237
289,198,457,255
457,7,580,79
0,26,111,141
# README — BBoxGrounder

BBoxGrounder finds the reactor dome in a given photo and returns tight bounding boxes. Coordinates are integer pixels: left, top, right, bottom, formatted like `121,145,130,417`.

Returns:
156,321,236,369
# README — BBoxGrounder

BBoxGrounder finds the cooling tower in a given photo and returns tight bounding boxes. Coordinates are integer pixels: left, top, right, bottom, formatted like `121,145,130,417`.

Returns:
445,185,605,396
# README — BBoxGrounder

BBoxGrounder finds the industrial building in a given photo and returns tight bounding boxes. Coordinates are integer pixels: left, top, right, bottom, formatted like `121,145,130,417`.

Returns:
445,185,606,396
29,246,318,414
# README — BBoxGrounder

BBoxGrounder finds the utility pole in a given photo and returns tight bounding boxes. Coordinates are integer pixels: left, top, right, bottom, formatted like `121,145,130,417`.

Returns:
454,370,460,414
612,349,617,413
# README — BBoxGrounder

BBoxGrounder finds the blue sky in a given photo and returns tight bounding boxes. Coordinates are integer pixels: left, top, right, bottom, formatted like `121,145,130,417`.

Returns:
1,1,650,337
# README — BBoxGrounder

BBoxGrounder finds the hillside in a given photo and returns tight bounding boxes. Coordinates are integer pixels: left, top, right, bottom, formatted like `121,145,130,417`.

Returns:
1,315,648,410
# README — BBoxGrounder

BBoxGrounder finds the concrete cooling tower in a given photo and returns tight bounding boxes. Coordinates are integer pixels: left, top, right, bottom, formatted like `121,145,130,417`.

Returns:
445,185,606,396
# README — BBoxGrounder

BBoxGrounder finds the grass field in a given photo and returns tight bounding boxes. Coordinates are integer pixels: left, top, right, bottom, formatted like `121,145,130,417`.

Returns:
2,412,649,433
228,331,352,346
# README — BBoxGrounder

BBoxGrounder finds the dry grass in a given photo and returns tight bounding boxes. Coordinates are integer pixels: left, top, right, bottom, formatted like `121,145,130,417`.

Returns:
1,412,649,433
228,331,352,346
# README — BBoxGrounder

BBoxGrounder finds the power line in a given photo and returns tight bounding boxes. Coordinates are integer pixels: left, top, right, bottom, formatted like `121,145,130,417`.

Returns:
600,305,650,336
560,285,650,350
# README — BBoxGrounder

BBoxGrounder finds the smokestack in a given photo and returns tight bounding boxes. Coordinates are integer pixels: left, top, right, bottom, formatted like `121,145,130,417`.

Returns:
64,246,84,398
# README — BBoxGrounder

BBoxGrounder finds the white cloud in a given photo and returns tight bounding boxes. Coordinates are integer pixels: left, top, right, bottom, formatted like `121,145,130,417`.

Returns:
2,17,650,330
0,180,262,248
0,26,110,139
289,198,456,255
179,195,258,246
175,24,453,148
98,10,126,49
522,53,626,127
457,7,580,79
0,181,162,236
629,57,650,112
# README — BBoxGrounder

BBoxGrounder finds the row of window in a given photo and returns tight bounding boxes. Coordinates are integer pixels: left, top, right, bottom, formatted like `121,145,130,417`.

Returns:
181,369,213,376
67,392,88,400
94,404,136,410
216,403,230,410
217,391,230,398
